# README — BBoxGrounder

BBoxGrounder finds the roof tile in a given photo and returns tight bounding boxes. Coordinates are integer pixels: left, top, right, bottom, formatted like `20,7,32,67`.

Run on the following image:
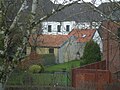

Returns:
69,29,96,42
29,34,68,47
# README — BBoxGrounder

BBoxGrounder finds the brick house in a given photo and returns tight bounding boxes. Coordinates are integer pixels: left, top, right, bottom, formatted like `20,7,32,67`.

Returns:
99,20,120,73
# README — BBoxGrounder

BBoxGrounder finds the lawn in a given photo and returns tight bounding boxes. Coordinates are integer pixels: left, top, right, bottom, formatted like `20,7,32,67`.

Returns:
44,60,80,72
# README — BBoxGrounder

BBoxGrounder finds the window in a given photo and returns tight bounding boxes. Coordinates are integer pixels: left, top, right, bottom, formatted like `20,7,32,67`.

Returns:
66,25,70,32
49,48,54,54
48,25,52,32
57,25,61,32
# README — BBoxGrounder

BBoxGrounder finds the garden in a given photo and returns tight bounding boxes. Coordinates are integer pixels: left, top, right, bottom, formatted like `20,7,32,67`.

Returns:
6,60,81,86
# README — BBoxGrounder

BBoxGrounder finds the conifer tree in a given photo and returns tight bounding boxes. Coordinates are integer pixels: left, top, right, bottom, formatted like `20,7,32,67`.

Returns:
81,40,101,65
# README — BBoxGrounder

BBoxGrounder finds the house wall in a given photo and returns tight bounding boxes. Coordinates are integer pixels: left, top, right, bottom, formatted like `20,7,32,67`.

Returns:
59,37,76,63
100,21,120,73
42,21,76,35
76,42,86,58
58,36,85,63
27,47,59,63
76,22,101,29
92,30,103,52
76,22,91,29
36,47,59,63
41,21,101,35
58,36,77,63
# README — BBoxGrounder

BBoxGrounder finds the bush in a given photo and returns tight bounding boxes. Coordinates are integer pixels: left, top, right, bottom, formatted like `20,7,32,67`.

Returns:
80,40,101,66
41,54,56,65
29,64,44,73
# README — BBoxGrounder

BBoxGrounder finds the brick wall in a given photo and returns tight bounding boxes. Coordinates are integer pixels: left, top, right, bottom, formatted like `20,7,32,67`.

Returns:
100,21,120,73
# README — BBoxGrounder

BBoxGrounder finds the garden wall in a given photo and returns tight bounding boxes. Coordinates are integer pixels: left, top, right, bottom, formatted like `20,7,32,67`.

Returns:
72,69,111,90
72,60,114,90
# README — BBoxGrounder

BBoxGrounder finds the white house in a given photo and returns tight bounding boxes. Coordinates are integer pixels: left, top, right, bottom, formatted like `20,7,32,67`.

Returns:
31,0,102,35
42,21,76,35
41,21,101,35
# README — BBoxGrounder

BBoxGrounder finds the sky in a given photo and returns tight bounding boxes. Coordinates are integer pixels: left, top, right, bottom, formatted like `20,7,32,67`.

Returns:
51,0,120,6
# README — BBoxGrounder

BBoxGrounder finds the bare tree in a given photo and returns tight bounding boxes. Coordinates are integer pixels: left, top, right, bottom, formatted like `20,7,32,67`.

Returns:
0,0,120,88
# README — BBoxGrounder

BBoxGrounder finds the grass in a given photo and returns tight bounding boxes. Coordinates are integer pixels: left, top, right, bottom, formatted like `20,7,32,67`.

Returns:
7,60,81,85
44,60,80,72
7,71,26,85
7,71,71,86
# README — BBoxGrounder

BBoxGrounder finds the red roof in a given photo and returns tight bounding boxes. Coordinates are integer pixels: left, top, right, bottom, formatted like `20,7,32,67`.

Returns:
29,34,68,48
29,29,96,47
69,29,96,43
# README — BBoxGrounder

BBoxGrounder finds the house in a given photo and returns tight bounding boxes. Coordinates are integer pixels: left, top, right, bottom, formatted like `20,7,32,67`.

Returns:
5,0,103,35
68,29,102,58
40,2,102,35
98,2,120,73
19,0,101,35
28,28,102,64
99,20,120,74
41,21,76,35
28,34,69,63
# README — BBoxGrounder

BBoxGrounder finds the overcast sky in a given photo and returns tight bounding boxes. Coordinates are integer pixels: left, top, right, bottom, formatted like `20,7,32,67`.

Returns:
51,0,120,6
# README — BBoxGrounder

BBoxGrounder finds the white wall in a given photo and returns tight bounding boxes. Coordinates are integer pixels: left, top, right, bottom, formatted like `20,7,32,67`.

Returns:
58,36,77,63
76,22,101,29
58,36,81,63
93,30,103,52
41,21,101,35
42,21,76,35
76,22,91,29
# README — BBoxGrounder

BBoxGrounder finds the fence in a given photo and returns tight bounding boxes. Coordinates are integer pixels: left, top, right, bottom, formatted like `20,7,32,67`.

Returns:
72,69,111,90
71,60,114,90
5,85,96,90
79,60,106,70
5,82,120,90
6,71,71,87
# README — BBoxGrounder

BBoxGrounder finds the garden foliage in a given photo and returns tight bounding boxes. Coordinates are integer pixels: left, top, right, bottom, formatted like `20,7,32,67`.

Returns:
80,40,101,65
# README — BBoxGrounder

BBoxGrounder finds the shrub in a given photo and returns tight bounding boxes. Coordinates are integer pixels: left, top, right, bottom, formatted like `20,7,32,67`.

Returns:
29,64,44,73
41,54,56,65
80,40,101,66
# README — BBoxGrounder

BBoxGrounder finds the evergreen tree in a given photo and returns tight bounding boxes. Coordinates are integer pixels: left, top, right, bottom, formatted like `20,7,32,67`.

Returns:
81,40,101,66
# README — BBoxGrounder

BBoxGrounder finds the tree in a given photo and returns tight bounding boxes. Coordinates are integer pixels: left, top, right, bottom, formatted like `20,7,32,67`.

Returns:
0,0,120,87
0,0,81,85
80,40,101,66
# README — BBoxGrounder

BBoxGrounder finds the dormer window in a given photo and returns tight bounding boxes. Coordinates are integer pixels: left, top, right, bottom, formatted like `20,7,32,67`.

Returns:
82,34,87,38
48,25,52,32
57,25,61,32
66,25,70,32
